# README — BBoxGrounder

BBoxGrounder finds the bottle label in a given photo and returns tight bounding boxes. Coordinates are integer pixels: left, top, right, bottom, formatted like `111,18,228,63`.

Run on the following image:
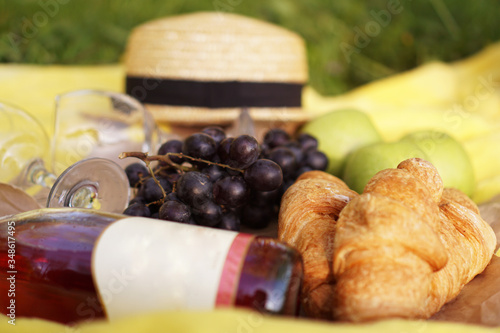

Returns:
91,217,254,320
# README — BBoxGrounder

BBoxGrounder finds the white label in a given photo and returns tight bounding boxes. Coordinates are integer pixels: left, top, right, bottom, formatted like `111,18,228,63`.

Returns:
91,217,238,320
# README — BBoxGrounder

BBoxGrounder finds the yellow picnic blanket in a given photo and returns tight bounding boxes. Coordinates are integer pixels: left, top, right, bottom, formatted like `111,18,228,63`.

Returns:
1,44,500,332
0,308,498,333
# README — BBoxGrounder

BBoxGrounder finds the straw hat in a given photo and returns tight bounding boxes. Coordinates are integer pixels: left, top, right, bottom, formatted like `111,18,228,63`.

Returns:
123,11,310,132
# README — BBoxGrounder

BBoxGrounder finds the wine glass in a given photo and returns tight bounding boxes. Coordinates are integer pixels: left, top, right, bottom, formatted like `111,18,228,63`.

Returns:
0,90,159,213
0,100,131,212
47,89,161,212
51,89,159,174
0,101,56,193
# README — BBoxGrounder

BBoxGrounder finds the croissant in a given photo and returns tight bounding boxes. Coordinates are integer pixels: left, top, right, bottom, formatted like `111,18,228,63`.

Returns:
427,187,497,314
278,171,358,319
279,157,497,322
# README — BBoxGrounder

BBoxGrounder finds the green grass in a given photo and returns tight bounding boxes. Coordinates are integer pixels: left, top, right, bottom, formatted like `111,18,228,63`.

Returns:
1,0,499,95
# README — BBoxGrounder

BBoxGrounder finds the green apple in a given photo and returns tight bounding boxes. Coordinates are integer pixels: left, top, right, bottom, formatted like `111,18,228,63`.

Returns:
400,130,475,196
299,109,383,176
342,140,429,193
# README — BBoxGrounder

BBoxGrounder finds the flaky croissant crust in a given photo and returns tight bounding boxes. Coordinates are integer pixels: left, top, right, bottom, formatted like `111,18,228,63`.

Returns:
278,173,358,319
278,158,496,321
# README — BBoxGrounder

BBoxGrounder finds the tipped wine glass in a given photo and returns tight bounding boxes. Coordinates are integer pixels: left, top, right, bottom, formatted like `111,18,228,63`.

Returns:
0,101,56,192
0,90,159,213
50,89,159,175
47,89,160,212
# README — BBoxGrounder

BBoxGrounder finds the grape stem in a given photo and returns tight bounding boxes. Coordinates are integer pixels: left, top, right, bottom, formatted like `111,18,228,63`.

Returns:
119,151,245,174
145,162,167,205
119,151,190,172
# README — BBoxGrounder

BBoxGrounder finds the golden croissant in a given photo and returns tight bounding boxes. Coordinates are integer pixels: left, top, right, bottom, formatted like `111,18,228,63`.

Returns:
278,158,496,321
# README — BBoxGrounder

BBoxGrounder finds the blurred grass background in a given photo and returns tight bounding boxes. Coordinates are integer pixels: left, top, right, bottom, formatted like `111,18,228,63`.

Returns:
0,0,499,96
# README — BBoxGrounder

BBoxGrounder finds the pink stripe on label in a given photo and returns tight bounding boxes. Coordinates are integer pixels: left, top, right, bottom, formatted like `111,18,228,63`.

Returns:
215,233,255,306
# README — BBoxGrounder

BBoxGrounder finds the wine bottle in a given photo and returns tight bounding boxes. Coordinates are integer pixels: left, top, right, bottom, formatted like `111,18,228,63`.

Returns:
0,208,303,324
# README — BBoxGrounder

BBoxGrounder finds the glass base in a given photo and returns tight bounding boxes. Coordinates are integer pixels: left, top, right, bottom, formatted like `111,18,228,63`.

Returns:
46,158,130,214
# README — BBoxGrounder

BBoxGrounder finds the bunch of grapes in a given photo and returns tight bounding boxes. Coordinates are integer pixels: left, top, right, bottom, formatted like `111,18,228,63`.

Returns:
122,126,328,231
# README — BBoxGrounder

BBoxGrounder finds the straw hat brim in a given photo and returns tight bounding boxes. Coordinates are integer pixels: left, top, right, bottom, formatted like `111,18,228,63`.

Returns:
146,104,311,127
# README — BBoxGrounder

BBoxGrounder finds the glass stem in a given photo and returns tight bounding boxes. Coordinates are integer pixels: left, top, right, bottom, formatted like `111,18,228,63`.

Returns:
26,159,57,188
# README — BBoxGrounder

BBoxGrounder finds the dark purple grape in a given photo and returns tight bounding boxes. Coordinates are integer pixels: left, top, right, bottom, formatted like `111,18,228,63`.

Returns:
263,128,290,148
183,133,217,161
192,200,222,227
159,177,172,193
218,210,241,231
297,133,318,151
139,177,171,203
202,164,227,183
128,195,145,205
285,142,305,164
151,212,159,219
201,126,226,146
228,135,260,169
217,137,234,163
304,150,328,171
244,159,283,192
209,154,221,164
158,139,184,165
225,168,242,176
249,189,280,207
156,167,181,185
269,147,297,178
240,204,273,229
213,175,249,208
124,162,149,187
159,200,191,223
176,171,213,206
259,142,271,159
165,192,182,202
123,202,151,217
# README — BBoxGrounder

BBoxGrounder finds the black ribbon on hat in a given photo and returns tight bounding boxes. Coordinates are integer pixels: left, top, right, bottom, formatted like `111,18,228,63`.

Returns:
126,76,302,108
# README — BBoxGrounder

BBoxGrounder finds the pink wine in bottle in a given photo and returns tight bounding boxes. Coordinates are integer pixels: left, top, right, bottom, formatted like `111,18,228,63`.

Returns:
0,208,303,324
